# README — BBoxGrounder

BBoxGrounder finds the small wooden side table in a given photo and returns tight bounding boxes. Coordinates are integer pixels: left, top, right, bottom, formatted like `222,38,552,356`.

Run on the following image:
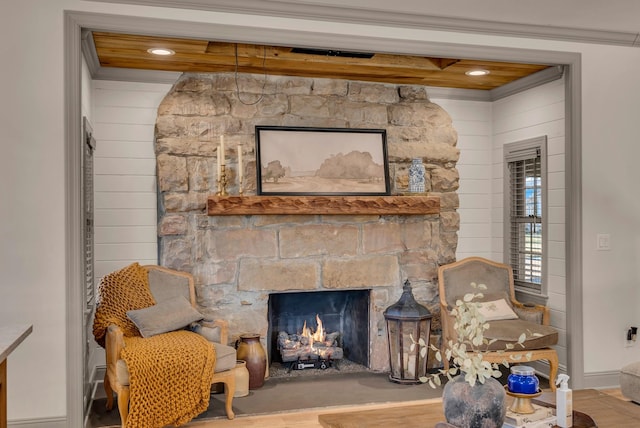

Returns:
0,325,32,428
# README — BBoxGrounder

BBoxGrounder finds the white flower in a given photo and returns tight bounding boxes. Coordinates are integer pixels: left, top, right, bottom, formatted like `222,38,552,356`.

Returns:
415,282,528,388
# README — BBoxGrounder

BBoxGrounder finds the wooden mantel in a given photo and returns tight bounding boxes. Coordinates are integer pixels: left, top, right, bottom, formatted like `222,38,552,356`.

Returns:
207,195,440,216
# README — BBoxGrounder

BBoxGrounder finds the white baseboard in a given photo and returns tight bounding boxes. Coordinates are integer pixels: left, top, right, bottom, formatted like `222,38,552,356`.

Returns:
582,370,621,389
8,417,67,428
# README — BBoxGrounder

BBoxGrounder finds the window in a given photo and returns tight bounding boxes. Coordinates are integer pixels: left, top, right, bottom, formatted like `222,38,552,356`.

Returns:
504,137,547,293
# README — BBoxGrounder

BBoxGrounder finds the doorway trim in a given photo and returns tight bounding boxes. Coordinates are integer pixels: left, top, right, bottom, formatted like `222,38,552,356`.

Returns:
64,10,583,426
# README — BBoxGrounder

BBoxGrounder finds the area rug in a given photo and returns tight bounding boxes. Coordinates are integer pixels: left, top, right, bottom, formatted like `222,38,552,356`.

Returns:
89,371,442,427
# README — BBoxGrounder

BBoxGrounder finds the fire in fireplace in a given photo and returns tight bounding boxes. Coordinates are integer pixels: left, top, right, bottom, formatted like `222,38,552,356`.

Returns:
277,314,344,370
268,290,370,370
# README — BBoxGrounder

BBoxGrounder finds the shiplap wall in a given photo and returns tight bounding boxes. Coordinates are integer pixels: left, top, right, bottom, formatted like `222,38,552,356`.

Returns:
92,80,173,283
432,98,493,260
491,78,567,367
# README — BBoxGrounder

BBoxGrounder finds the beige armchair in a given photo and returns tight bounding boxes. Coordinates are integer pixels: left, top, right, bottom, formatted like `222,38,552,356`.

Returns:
438,257,559,390
102,265,237,425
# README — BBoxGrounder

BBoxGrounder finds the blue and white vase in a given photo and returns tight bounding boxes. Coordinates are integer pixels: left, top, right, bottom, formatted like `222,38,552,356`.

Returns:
408,158,425,193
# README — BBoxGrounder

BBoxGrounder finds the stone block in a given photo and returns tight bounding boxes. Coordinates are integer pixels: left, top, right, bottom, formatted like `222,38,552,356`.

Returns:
280,224,359,258
348,81,399,104
440,211,460,232
157,91,230,116
208,215,246,228
217,73,277,94
230,99,258,119
238,258,318,291
159,214,187,236
280,114,348,128
205,229,277,261
157,154,187,192
389,140,460,163
312,78,349,96
430,166,459,192
187,157,213,191
191,261,237,286
438,232,459,264
399,86,430,101
322,255,399,288
163,191,207,212
400,219,434,250
322,215,380,223
362,222,404,254
274,76,313,94
252,215,318,227
172,75,214,92
160,237,193,272
334,101,388,125
388,102,452,127
155,137,217,157
256,94,289,116
400,250,439,281
437,192,460,210
289,95,331,117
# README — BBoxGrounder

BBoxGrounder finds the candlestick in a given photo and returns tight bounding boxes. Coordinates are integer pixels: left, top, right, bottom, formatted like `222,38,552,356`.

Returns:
217,164,228,196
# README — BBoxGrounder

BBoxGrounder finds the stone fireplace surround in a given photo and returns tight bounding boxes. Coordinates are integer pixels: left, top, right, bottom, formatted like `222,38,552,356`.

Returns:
155,72,460,372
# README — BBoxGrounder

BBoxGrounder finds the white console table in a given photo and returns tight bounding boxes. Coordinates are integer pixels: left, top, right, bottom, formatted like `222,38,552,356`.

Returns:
0,325,32,428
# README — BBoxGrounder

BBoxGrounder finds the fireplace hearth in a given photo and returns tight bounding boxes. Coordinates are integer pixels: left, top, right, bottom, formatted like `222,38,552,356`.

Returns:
268,290,370,369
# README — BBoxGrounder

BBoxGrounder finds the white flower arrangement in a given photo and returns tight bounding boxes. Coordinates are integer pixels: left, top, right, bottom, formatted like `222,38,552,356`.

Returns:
414,282,535,387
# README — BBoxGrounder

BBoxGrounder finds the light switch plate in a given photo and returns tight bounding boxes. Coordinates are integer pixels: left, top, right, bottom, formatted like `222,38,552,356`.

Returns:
597,233,611,251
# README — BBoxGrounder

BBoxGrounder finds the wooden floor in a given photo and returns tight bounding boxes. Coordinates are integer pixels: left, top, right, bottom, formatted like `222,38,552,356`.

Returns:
187,399,442,428
184,389,627,428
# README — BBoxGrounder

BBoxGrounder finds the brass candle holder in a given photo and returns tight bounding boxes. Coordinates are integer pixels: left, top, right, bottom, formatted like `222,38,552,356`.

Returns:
505,387,542,414
217,165,228,196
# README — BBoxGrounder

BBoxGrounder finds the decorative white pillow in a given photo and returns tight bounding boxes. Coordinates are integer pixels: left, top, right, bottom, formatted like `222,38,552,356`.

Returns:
478,298,519,321
127,295,203,338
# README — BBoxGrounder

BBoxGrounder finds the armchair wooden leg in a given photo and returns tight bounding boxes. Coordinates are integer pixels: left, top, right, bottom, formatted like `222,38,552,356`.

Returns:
117,386,130,426
547,350,559,392
104,372,114,411
223,379,236,420
212,369,236,420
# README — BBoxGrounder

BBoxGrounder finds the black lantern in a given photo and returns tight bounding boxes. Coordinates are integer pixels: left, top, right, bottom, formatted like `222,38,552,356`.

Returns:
384,279,432,384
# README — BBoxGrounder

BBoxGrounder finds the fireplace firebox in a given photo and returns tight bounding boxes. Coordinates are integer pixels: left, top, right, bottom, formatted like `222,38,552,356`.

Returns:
267,290,370,369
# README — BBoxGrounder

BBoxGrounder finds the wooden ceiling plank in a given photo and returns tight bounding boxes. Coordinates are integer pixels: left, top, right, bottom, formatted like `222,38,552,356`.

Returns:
91,31,551,91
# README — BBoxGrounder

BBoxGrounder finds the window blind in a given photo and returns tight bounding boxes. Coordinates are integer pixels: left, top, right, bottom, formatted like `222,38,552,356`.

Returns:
508,148,542,289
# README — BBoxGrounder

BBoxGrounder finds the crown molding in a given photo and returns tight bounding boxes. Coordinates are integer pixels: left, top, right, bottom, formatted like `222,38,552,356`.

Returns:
84,0,639,48
490,65,565,101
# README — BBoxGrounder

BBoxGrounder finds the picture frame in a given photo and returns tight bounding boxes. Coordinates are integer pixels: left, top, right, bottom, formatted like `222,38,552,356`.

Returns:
256,126,390,196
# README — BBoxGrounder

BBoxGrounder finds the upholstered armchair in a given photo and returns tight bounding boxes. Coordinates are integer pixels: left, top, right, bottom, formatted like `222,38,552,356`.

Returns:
438,257,559,390
100,264,237,426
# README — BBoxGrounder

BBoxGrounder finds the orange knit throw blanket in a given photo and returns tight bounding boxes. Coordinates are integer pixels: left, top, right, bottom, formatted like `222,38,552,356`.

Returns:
93,263,215,427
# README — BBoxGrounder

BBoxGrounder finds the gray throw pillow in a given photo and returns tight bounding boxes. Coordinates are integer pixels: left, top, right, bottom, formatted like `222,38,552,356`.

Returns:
126,295,203,338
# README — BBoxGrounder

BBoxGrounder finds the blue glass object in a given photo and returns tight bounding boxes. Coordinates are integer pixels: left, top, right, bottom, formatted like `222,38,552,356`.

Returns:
507,366,539,394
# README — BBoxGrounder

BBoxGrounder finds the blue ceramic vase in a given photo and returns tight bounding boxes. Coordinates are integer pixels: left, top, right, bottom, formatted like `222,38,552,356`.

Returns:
408,158,425,193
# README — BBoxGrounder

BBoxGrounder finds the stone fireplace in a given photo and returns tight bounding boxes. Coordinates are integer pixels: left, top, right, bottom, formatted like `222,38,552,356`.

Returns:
154,72,460,372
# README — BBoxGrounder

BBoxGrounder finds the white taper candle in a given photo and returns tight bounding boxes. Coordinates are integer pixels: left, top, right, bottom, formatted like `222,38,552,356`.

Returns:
237,145,243,185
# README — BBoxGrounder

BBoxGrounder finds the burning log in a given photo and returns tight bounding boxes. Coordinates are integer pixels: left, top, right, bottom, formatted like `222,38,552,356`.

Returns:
277,315,344,363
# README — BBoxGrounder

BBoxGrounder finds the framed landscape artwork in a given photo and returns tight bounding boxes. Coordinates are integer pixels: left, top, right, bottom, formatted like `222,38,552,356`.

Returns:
255,126,390,196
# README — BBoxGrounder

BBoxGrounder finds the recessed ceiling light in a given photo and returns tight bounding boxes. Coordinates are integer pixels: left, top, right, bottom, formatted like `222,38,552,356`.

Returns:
465,69,490,76
147,48,175,56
